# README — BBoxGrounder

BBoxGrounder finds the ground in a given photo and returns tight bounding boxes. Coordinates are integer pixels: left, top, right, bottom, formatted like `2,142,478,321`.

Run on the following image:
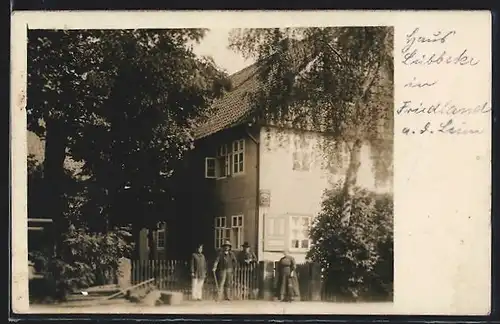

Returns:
28,300,394,315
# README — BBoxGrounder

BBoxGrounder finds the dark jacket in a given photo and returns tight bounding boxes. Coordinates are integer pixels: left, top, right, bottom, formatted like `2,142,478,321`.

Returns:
213,250,238,271
275,255,300,299
190,252,207,279
238,250,257,266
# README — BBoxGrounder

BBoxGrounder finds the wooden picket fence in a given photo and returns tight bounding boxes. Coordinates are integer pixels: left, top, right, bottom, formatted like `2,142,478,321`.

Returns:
131,260,259,301
131,260,318,302
130,260,393,302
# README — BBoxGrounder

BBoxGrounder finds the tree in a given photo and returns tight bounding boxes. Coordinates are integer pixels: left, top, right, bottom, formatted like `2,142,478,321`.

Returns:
229,27,393,224
307,183,393,299
28,30,104,254
28,29,230,256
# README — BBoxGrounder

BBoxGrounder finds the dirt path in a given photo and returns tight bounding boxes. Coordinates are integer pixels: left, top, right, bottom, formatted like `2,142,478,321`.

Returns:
28,300,394,315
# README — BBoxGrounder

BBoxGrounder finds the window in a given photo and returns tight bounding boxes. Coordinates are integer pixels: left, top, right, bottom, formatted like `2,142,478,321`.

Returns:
267,216,285,237
205,157,216,178
292,135,313,171
205,145,231,179
156,228,166,250
264,214,286,252
214,217,227,249
232,139,245,174
216,144,230,178
230,215,244,248
292,152,311,171
289,215,312,251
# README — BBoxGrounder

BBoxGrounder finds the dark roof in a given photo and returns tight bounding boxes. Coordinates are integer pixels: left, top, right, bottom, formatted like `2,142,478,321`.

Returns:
194,63,260,140
193,39,313,140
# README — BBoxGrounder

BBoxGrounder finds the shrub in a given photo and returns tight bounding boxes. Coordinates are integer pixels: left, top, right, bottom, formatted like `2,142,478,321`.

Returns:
307,183,393,300
30,226,134,301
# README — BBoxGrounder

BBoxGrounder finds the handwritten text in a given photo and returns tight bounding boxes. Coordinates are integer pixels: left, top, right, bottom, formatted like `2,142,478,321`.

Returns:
397,101,490,116
402,28,480,66
402,119,484,136
404,77,438,88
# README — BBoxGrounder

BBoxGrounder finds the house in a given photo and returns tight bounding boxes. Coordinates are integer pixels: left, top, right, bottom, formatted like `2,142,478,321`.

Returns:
26,61,392,264
173,62,393,263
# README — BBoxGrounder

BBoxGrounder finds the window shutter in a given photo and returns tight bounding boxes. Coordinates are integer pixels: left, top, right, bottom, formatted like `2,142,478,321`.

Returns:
264,214,287,252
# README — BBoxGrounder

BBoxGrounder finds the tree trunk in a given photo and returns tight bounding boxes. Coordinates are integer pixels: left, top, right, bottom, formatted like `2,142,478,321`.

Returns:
341,138,363,225
43,119,69,257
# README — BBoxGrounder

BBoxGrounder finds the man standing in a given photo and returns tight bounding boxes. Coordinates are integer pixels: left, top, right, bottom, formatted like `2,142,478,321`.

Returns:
190,243,206,301
238,242,257,266
212,240,238,301
238,242,258,299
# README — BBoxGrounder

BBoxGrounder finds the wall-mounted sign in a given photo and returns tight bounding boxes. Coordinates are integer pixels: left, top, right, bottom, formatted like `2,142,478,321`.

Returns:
259,189,271,207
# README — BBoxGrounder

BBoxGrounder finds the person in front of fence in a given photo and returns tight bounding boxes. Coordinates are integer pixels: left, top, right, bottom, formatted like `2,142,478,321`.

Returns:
275,249,300,302
212,240,238,301
238,241,257,266
190,243,207,301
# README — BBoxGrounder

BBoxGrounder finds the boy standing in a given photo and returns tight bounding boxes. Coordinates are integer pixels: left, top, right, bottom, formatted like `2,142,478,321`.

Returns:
190,243,206,301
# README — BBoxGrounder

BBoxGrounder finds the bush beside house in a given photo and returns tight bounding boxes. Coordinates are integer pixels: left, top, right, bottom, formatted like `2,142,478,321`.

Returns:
307,183,394,301
29,226,134,302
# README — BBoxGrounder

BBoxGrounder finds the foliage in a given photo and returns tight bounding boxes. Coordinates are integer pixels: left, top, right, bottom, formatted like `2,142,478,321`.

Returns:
30,226,134,300
307,183,393,299
28,153,135,300
27,29,231,244
27,154,45,215
27,153,91,232
229,27,393,186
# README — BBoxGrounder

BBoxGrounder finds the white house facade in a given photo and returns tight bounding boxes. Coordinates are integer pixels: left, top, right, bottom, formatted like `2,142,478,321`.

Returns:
257,126,393,263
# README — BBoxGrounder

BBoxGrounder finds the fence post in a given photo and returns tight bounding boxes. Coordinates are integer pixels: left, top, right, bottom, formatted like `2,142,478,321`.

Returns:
118,258,132,290
258,260,275,300
309,262,322,301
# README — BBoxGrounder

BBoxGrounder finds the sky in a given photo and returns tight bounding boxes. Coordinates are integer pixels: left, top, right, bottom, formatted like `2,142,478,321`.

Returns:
191,29,256,75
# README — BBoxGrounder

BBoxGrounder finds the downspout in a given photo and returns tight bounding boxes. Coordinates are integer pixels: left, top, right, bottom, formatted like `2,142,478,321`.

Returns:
245,124,260,260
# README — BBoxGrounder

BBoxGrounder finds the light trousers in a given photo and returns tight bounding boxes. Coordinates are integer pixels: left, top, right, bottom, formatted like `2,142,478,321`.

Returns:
191,277,205,300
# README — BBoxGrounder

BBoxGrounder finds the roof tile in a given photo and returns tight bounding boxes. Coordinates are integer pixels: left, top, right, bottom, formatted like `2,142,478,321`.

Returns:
194,63,260,139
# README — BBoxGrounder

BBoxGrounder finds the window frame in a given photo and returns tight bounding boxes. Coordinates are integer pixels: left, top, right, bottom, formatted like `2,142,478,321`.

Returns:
214,216,227,249
215,144,230,179
288,214,313,253
230,214,244,248
156,228,166,250
292,135,314,172
231,139,245,175
292,151,313,172
205,157,217,179
263,214,287,252
206,139,246,179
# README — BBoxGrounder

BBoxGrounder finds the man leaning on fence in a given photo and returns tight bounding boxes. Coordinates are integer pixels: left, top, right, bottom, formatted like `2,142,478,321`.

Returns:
238,242,257,267
190,243,207,301
212,240,238,301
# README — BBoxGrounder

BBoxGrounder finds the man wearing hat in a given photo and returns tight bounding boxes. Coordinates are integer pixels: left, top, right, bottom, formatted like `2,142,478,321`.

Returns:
238,242,257,266
212,240,238,301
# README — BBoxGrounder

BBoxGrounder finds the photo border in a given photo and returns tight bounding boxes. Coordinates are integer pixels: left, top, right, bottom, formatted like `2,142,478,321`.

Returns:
8,3,499,323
